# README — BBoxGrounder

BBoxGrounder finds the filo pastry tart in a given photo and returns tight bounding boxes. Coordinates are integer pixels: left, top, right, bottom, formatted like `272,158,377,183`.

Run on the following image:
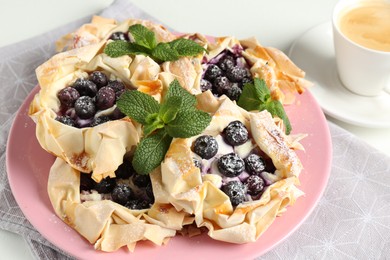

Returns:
57,16,204,95
157,97,305,243
192,34,313,105
56,16,176,51
29,39,168,182
47,157,192,252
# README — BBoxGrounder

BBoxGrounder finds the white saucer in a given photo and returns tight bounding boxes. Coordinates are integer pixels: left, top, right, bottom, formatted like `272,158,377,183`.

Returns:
288,22,390,128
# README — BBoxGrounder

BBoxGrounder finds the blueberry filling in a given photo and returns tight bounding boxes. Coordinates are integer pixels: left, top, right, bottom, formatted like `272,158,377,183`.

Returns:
55,71,127,128
192,121,276,207
201,47,253,101
109,31,130,41
80,159,154,210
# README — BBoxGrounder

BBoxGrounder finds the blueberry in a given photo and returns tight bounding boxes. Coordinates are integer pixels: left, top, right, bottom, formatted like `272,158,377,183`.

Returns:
217,153,245,177
193,135,219,160
112,184,133,206
204,64,222,81
221,181,246,206
244,154,266,175
240,77,253,89
55,115,76,127
89,71,108,89
245,175,265,196
226,84,242,101
223,121,249,146
57,87,80,107
72,78,97,97
115,89,125,100
94,177,116,193
109,107,126,120
200,79,212,92
107,80,126,100
265,158,277,173
96,86,116,110
125,200,140,210
79,172,95,191
218,55,235,71
110,32,128,41
74,96,96,119
226,66,249,82
107,80,125,93
90,115,110,127
125,199,150,210
115,160,135,179
133,174,151,188
137,199,153,209
193,157,202,170
145,183,154,201
213,76,232,96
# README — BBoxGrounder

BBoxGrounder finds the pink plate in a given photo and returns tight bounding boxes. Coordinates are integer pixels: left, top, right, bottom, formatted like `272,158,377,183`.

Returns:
6,86,332,260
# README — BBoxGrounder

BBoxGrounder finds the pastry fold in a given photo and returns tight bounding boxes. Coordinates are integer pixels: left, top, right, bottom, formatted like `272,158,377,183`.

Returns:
159,98,305,243
28,40,165,181
187,34,312,104
56,16,204,94
48,158,192,252
56,16,176,51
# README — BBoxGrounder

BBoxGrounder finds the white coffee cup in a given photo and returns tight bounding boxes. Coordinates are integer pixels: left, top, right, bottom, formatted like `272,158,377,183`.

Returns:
332,0,390,96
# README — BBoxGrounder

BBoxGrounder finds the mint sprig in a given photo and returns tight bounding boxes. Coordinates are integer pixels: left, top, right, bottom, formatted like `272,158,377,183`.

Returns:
116,79,212,175
132,129,173,175
104,24,206,63
116,90,159,125
237,78,292,135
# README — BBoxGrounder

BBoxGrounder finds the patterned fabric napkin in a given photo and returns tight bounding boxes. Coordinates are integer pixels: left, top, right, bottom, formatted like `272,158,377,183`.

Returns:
1,0,389,259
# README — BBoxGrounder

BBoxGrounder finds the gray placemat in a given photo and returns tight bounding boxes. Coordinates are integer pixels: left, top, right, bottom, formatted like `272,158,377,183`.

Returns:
1,0,389,259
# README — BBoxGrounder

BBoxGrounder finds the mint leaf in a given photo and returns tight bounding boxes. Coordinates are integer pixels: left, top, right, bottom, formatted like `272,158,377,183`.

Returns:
263,100,292,135
116,90,160,125
253,78,271,103
143,117,165,136
237,78,292,134
151,42,180,62
104,41,151,58
168,38,206,57
237,78,270,110
132,129,173,175
165,109,211,138
128,24,157,50
105,24,206,63
117,79,212,176
159,96,182,124
164,79,196,109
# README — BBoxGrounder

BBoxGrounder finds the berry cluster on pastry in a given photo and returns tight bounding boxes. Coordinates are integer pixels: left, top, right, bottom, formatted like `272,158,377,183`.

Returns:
29,16,311,252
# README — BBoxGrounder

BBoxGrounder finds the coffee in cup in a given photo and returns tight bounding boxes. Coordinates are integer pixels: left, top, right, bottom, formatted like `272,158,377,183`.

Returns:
332,0,390,96
338,1,390,52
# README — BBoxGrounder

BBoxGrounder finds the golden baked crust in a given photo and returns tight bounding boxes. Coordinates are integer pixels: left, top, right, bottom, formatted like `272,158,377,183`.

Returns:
47,158,192,252
159,98,305,243
31,16,311,250
28,41,161,181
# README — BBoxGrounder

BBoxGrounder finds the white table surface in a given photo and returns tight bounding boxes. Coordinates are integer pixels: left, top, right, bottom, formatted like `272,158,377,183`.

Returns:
1,0,389,259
